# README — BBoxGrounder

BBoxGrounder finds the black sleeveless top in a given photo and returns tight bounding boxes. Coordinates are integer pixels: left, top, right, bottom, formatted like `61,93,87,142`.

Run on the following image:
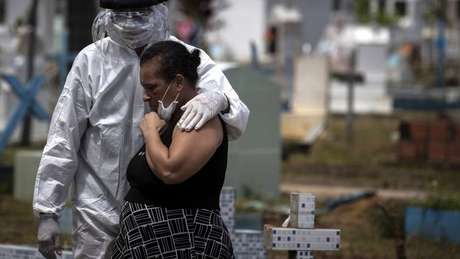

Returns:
125,118,228,209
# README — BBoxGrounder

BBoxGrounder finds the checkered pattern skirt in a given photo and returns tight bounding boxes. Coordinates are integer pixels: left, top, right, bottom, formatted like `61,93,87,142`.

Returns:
110,201,234,259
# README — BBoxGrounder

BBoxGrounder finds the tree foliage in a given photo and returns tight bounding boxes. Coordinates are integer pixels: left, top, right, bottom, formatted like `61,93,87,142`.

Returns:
423,0,448,24
353,0,399,26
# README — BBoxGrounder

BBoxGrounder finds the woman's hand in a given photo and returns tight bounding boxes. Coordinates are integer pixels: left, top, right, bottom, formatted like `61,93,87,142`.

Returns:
140,112,166,138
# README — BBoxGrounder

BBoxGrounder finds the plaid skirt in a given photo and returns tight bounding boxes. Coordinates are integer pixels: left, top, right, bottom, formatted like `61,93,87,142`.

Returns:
110,201,234,259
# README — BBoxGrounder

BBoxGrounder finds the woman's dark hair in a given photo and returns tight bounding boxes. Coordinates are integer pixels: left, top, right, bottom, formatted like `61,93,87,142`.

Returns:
140,40,201,86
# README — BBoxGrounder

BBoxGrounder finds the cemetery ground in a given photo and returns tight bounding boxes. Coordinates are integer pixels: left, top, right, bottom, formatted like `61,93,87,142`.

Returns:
283,112,460,194
1,113,460,258
281,112,460,259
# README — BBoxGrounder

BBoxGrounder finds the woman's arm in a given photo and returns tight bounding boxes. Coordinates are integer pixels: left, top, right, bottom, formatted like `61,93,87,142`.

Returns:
140,112,223,184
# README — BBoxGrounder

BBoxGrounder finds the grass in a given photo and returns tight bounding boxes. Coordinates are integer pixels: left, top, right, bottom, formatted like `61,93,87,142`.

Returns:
287,112,442,166
2,113,460,258
0,195,72,249
283,113,460,193
413,192,460,210
293,114,399,166
0,196,37,245
0,142,46,166
2,195,459,259
280,113,460,258
316,197,460,259
0,148,16,167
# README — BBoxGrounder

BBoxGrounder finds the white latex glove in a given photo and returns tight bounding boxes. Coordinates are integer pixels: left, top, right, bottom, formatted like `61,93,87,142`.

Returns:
178,91,228,131
37,214,61,259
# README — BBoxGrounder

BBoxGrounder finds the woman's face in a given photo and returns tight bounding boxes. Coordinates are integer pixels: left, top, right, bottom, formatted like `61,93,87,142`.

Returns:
140,60,176,111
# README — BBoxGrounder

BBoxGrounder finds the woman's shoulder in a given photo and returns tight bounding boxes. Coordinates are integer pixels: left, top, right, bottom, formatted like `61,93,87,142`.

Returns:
174,116,223,142
204,116,224,134
204,116,224,143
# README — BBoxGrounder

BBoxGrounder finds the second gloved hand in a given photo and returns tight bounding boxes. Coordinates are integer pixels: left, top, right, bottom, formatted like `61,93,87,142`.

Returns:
178,91,228,131
37,214,61,259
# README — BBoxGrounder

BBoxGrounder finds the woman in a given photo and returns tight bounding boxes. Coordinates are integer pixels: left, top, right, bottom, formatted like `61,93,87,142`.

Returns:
111,40,234,258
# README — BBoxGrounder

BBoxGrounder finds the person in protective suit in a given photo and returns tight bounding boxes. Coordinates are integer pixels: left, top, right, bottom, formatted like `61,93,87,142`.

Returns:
33,1,249,258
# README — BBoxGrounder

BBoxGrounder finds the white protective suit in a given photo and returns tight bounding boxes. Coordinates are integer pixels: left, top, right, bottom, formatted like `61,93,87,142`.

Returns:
33,36,249,258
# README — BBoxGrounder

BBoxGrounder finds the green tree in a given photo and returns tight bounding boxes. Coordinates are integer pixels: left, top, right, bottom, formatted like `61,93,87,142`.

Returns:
354,0,371,24
353,0,398,26
423,0,447,24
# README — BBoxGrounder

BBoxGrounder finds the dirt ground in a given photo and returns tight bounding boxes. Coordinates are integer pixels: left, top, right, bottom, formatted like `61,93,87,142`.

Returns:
1,114,460,258
0,195,37,245
2,195,460,259
282,162,460,194
0,196,72,249
277,114,460,258
316,197,460,259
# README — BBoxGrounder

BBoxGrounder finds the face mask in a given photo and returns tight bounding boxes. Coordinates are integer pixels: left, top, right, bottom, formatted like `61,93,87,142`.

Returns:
107,11,154,49
104,5,169,49
157,82,180,121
